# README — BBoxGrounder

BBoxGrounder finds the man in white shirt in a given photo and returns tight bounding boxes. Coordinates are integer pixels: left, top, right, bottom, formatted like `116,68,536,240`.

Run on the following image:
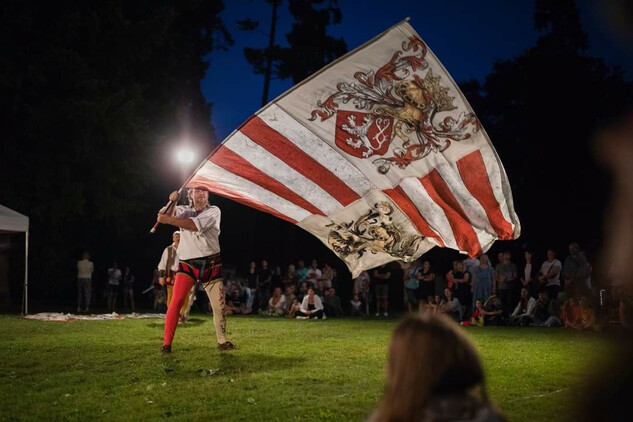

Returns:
306,259,322,288
157,231,180,307
538,249,562,302
156,188,234,352
76,252,94,313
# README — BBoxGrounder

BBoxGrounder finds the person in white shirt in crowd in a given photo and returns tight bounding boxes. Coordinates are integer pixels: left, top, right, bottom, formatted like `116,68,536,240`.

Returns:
76,251,94,313
296,287,325,319
157,231,180,307
267,286,287,316
319,262,335,289
107,262,122,312
350,294,364,316
538,249,563,303
520,249,539,298
509,287,537,326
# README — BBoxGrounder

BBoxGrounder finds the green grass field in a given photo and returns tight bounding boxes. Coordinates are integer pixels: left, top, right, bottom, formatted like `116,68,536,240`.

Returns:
0,315,615,421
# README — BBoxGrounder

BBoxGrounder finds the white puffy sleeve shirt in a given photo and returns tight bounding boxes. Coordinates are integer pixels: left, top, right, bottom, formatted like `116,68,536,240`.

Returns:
174,205,221,260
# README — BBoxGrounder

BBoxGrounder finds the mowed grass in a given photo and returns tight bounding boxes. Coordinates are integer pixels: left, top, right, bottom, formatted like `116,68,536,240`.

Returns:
0,314,616,421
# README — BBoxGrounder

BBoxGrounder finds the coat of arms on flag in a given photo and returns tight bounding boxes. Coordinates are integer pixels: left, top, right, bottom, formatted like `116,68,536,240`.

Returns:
185,19,520,277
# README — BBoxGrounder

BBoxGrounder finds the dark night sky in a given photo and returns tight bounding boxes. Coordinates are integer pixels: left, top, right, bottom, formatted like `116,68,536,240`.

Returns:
200,0,629,146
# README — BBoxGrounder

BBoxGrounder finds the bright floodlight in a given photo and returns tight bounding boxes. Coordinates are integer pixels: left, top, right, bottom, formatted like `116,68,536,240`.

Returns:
177,149,195,164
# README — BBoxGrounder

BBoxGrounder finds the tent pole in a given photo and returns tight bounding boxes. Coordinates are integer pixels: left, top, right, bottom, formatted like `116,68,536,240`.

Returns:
22,230,28,315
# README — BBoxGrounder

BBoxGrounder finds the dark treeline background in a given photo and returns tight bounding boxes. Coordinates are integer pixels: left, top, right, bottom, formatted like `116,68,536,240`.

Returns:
0,0,631,312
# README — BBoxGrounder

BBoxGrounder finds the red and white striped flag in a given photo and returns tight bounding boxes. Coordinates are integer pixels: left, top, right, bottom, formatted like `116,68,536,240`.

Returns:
188,19,520,277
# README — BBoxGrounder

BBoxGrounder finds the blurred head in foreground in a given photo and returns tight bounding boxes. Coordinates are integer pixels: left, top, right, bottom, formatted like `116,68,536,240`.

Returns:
372,313,502,422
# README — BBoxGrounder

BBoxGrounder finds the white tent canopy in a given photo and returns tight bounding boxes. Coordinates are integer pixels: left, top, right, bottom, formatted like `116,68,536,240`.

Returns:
0,205,29,314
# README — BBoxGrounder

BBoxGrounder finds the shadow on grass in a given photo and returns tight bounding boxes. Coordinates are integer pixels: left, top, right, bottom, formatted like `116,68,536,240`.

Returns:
162,353,305,378
145,318,206,329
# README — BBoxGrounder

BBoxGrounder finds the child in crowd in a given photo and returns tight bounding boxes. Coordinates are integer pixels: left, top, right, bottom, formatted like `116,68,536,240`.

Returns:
562,297,581,328
350,294,364,316
286,299,300,319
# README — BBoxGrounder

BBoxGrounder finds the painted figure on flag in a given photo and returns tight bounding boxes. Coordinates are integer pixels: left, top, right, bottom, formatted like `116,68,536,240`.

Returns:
310,37,481,174
327,201,421,260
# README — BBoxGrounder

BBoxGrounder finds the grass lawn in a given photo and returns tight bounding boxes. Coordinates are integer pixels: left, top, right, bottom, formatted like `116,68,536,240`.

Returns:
0,314,615,421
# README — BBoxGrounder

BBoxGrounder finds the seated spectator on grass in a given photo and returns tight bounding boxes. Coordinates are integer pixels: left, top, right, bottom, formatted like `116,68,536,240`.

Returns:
461,300,485,327
297,282,308,302
323,287,344,317
296,287,325,319
424,295,441,314
284,285,296,308
578,297,599,331
350,294,364,316
370,313,502,422
509,288,537,326
531,291,562,327
439,288,462,322
446,261,458,291
286,298,300,318
562,297,582,328
482,295,504,326
315,280,326,300
266,286,287,316
271,266,283,290
226,290,246,315
562,243,592,299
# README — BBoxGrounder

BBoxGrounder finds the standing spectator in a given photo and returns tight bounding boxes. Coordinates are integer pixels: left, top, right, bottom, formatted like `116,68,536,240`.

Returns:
439,288,461,322
244,261,258,313
157,231,180,307
122,267,135,313
306,259,322,287
495,252,517,318
295,260,307,284
319,262,335,289
370,314,502,422
271,265,283,290
446,261,458,291
323,287,344,317
353,270,370,315
509,288,537,326
453,261,471,320
258,259,272,312
151,269,166,312
538,249,563,303
297,282,308,302
520,250,539,298
418,261,435,307
404,260,421,313
107,262,121,312
267,286,287,316
472,254,494,309
76,252,94,313
562,243,592,299
373,264,391,317
296,287,325,319
463,255,480,286
350,294,364,316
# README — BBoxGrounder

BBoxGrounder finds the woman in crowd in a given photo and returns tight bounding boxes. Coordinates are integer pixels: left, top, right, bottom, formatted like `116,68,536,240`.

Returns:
509,287,537,326
404,260,421,313
418,261,435,309
370,313,502,422
244,261,258,313
122,266,135,312
520,250,539,298
296,287,325,319
472,254,494,310
482,295,504,326
267,286,287,316
453,261,471,320
440,288,462,322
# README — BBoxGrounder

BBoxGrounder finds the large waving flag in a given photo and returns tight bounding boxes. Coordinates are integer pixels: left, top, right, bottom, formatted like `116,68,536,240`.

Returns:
188,19,520,277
